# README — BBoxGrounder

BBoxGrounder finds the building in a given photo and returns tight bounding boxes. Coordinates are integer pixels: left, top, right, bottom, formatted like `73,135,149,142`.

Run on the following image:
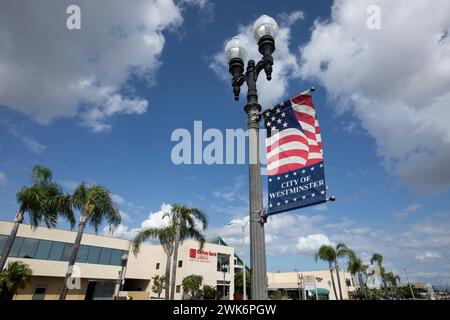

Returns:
267,270,356,300
366,265,383,289
0,220,235,300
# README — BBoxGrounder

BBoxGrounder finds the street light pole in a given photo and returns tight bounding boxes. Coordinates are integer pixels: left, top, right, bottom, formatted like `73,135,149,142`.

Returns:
225,14,279,301
228,218,250,300
404,267,415,300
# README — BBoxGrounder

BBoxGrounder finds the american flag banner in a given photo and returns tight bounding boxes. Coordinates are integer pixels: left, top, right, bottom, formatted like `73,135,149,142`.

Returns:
264,90,327,215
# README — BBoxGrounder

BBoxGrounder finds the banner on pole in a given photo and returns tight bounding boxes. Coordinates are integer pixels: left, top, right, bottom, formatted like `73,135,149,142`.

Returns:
264,90,327,215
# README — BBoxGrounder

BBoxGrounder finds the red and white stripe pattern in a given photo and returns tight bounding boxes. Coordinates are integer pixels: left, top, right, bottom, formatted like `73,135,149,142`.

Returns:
264,91,324,176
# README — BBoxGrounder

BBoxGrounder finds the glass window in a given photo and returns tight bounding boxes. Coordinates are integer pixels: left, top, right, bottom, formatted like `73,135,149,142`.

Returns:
156,263,160,270
48,242,65,261
176,285,181,293
34,240,52,260
19,238,39,258
87,246,101,264
0,235,8,256
9,237,24,257
61,244,73,262
109,249,123,266
76,245,90,263
32,287,46,300
217,253,230,272
98,247,112,265
178,260,183,268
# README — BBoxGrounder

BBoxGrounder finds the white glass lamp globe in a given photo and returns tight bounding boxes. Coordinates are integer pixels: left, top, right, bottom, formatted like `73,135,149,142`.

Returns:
253,15,278,42
225,37,247,63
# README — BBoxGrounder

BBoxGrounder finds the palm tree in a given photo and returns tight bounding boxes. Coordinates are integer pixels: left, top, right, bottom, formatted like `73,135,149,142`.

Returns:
0,261,32,300
346,250,368,299
132,225,175,300
0,165,74,272
370,253,389,298
335,243,351,300
315,245,339,300
167,204,208,300
385,272,400,299
59,183,121,300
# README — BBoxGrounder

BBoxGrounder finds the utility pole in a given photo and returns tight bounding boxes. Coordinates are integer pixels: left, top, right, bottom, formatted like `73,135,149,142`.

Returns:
404,268,415,300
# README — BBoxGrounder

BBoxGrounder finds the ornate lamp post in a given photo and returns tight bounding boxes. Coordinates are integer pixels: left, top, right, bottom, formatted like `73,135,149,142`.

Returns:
224,15,279,300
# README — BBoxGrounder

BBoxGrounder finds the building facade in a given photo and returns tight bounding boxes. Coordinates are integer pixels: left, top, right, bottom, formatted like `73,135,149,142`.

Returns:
0,220,234,300
267,270,356,300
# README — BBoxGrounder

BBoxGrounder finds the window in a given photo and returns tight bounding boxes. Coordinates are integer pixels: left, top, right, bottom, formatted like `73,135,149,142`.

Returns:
48,241,65,260
156,263,160,270
9,237,24,257
18,238,39,258
178,260,182,268
0,235,7,256
110,249,123,266
32,287,46,300
217,253,230,272
176,285,181,293
34,240,52,260
87,246,101,264
61,244,73,262
99,247,112,265
76,245,90,263
346,279,351,287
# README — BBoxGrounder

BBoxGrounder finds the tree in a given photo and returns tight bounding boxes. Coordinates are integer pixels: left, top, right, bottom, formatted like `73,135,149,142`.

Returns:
314,243,349,300
234,270,251,299
370,253,389,298
133,225,175,300
151,275,165,299
59,183,121,300
0,165,74,272
202,285,219,300
385,272,400,299
167,204,208,300
0,261,32,300
315,245,339,300
346,250,368,300
181,275,203,300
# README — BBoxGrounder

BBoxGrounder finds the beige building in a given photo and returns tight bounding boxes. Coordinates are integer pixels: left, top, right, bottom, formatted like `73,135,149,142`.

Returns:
0,220,235,300
267,270,356,300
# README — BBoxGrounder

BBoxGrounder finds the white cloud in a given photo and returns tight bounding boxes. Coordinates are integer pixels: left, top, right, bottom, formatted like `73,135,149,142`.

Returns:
104,224,137,240
296,233,335,255
0,0,207,132
119,210,131,222
299,0,450,192
141,203,172,229
209,12,303,108
21,136,47,154
0,170,7,186
212,175,247,202
393,203,423,220
416,251,442,261
111,194,125,205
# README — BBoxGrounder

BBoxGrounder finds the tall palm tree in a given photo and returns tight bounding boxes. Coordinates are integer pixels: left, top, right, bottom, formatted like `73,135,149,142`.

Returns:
346,250,368,299
385,272,400,299
335,243,351,300
0,165,74,272
132,225,175,300
167,204,208,300
0,261,32,300
370,253,389,298
315,245,339,300
59,183,121,300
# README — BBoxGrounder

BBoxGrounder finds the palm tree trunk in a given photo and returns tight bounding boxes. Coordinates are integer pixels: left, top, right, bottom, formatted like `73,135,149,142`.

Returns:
358,271,367,300
335,260,343,300
0,212,24,272
164,253,172,300
329,264,338,300
170,217,181,300
59,221,86,300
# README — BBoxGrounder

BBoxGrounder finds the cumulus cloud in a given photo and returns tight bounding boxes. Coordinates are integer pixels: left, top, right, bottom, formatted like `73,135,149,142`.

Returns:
416,251,442,261
111,194,125,205
0,0,207,132
299,0,450,192
0,170,7,186
393,203,423,220
209,11,304,108
296,233,335,255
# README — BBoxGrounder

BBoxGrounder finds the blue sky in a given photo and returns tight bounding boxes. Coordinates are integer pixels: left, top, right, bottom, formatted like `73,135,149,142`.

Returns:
1,0,450,285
